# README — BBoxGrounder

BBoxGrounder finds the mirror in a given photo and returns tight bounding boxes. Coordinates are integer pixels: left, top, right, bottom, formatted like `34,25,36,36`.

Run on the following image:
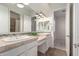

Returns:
10,11,20,32
44,21,50,30
0,3,51,34
37,21,50,32
0,4,32,34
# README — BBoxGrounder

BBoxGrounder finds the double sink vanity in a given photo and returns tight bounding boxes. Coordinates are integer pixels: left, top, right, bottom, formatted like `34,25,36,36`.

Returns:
0,33,51,56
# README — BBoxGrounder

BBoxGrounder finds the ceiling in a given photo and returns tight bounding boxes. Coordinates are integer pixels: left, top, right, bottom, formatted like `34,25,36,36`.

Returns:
0,3,34,16
54,10,66,19
48,3,67,11
0,3,67,17
29,3,67,17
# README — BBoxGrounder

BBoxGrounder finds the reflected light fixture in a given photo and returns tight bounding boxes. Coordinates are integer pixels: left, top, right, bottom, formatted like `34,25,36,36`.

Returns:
17,3,24,8
39,12,45,18
23,3,29,5
35,15,38,17
35,15,40,19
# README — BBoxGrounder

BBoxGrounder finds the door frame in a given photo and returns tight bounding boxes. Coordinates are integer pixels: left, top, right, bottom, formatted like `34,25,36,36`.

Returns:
72,3,78,56
65,3,71,56
54,9,66,51
53,3,71,56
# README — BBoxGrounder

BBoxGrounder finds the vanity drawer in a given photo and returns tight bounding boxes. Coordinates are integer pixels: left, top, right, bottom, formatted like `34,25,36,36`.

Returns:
0,44,27,56
25,41,37,50
38,39,46,45
26,46,37,56
0,41,37,56
19,46,37,56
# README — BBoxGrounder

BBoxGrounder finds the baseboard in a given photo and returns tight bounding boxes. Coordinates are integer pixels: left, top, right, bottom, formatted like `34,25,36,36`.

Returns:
54,46,66,51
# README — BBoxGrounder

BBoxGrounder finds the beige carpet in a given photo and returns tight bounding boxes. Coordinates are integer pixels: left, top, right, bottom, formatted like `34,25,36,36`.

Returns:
38,48,66,56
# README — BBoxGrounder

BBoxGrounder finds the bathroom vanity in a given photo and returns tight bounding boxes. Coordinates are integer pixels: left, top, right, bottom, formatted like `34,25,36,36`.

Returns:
0,35,38,56
0,33,51,56
37,33,52,54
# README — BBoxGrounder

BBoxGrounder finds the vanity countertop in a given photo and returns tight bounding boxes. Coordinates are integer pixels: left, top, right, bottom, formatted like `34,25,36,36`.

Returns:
37,33,50,41
0,33,50,53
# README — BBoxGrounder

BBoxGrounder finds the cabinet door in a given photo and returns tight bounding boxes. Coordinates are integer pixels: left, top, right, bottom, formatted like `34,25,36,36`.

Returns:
0,41,37,56
26,47,37,56
20,47,37,56
0,44,27,56
19,51,28,56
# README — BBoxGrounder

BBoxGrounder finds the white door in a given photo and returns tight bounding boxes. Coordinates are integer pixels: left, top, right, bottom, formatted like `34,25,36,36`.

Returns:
73,3,79,56
65,3,70,56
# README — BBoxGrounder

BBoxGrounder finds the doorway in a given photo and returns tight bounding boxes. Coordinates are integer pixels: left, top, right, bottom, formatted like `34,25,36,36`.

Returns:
54,10,66,50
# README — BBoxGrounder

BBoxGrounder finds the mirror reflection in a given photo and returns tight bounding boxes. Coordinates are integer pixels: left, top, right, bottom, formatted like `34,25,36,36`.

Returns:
0,3,53,34
10,11,20,32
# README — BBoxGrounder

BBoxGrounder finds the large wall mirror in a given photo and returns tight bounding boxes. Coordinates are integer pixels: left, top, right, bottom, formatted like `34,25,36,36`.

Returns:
10,11,20,32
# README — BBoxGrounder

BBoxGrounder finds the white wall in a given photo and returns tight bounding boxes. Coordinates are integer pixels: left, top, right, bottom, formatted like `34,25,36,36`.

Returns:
23,15,31,32
0,5,10,34
54,13,65,49
55,15,65,40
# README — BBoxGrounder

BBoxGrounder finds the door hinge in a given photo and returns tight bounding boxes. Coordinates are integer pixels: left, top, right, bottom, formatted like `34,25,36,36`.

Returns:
74,44,77,48
74,43,79,48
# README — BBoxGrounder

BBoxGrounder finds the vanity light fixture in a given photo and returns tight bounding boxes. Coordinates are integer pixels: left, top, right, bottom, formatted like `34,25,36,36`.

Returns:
17,3,24,8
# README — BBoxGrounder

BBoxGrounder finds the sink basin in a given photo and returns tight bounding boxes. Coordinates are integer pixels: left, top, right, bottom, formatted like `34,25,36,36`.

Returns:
1,35,31,42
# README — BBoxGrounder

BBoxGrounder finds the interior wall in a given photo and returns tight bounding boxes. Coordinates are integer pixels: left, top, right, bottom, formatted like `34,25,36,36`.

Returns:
54,11,65,49
55,16,65,40
23,15,31,32
0,5,9,34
